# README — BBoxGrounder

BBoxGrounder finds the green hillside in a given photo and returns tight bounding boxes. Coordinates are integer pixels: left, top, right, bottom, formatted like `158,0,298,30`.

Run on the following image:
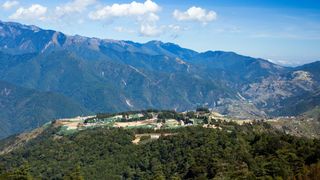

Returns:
0,80,90,139
0,119,319,179
305,106,320,121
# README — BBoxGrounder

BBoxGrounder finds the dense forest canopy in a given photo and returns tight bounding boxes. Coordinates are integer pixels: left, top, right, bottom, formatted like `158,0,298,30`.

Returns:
0,120,319,180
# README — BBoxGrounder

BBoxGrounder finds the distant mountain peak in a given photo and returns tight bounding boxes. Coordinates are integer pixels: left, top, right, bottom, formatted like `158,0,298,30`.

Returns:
0,20,40,32
202,50,237,56
145,40,164,45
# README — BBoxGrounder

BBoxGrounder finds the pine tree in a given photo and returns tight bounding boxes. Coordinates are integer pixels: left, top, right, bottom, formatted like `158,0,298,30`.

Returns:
64,165,84,180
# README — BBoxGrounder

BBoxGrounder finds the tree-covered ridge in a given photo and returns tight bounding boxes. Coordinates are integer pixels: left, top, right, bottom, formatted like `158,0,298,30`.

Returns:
0,80,90,139
0,120,319,180
43,108,319,139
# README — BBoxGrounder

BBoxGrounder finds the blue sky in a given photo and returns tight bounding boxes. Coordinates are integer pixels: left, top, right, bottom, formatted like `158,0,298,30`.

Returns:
1,0,320,65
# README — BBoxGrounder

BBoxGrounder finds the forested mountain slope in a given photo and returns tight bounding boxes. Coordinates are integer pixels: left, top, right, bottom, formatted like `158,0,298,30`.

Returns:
0,80,90,139
0,20,320,138
0,120,319,179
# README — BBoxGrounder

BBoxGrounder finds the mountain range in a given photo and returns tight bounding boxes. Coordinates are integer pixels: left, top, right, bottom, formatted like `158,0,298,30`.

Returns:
0,20,319,138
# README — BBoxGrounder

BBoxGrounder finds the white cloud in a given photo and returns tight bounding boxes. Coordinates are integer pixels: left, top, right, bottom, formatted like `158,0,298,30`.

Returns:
167,24,189,39
56,0,96,17
9,4,47,20
77,19,85,24
89,0,161,37
173,6,217,24
168,24,188,32
114,26,135,33
140,24,162,37
2,0,19,10
89,0,160,20
137,12,161,36
144,13,159,22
